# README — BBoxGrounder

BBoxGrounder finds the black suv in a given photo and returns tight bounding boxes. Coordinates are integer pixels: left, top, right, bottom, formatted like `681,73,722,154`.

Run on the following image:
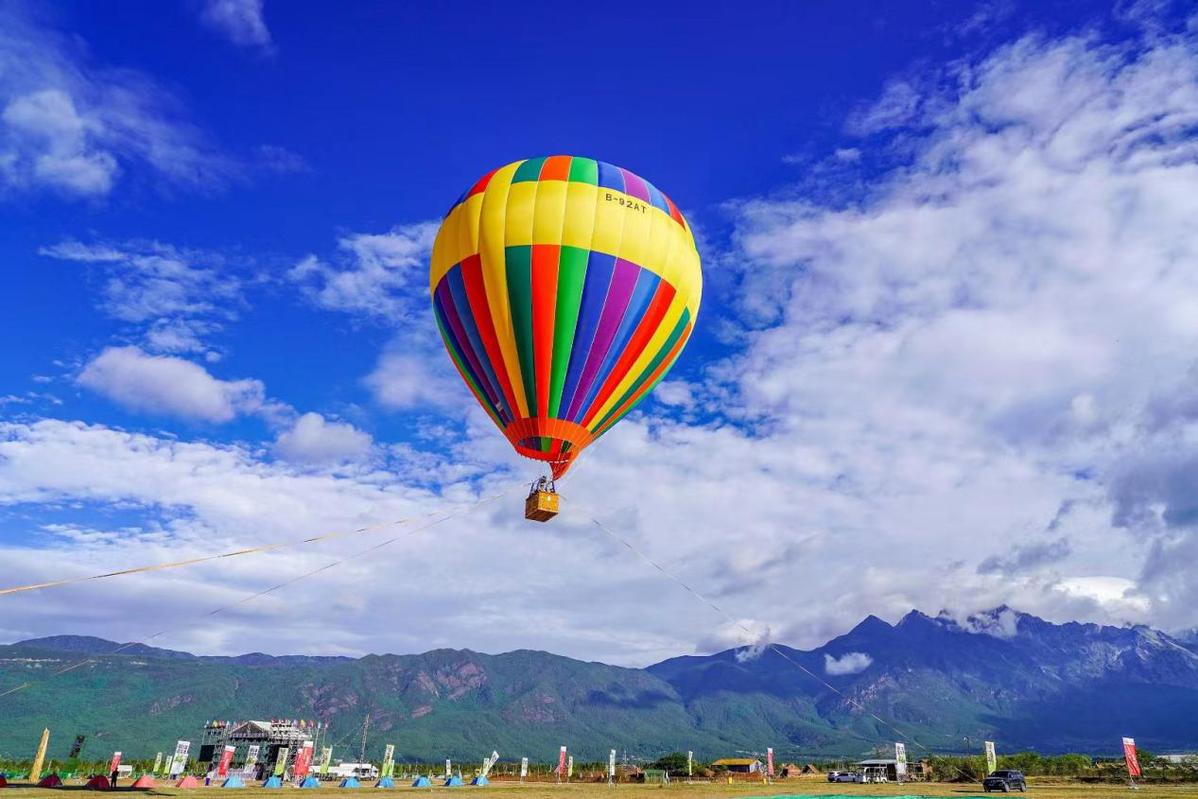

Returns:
983,769,1027,792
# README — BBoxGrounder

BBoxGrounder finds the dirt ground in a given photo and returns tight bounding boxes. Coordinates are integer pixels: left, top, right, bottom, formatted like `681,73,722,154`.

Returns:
2,775,1197,799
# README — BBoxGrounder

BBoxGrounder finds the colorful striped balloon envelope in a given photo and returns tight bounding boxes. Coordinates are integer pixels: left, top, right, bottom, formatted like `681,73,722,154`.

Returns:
430,156,702,478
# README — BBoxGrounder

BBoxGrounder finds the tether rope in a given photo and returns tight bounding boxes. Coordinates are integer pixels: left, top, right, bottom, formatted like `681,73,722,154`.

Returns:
0,487,511,701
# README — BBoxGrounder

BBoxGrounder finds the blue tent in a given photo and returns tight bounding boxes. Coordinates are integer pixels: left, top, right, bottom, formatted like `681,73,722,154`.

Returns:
300,776,321,788
470,776,489,786
376,776,395,788
222,775,245,788
444,775,464,787
262,776,283,788
339,777,360,788
411,776,432,787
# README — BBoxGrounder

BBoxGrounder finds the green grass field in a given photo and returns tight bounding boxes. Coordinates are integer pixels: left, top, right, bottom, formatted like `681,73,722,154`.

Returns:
2,777,1197,799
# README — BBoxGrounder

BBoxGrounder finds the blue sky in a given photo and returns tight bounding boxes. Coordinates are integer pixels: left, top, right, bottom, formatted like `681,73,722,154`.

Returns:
2,0,1198,664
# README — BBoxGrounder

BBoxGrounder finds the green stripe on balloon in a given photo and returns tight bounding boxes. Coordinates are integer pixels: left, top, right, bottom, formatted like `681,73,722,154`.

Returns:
549,246,588,417
505,245,537,420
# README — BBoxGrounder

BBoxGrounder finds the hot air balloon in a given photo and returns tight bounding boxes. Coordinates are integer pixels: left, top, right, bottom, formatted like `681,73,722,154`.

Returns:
429,156,702,519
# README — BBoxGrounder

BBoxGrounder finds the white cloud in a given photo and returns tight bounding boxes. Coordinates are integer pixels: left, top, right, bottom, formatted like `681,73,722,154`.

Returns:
275,412,373,465
824,651,873,675
364,346,458,412
77,346,264,423
290,223,439,320
40,239,239,354
0,4,232,199
200,0,273,51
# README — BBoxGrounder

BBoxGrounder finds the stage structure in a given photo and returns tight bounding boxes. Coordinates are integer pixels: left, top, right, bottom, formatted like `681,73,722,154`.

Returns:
200,719,322,776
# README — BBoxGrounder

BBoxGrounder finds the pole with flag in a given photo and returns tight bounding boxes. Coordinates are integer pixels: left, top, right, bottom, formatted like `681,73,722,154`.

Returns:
1123,737,1142,787
30,728,50,782
520,757,528,783
608,750,616,786
686,751,693,783
984,741,996,776
556,746,567,784
152,752,163,776
895,743,908,783
766,747,774,783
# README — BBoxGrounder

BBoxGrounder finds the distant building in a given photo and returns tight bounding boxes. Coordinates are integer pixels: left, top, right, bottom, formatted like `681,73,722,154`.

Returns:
199,719,320,775
711,758,762,773
855,758,931,781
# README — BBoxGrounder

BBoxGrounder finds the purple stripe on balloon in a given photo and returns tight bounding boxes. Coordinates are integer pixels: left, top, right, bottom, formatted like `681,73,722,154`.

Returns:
619,168,651,202
565,258,640,421
437,281,505,417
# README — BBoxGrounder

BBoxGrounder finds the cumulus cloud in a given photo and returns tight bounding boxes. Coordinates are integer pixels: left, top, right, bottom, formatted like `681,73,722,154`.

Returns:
364,347,458,412
40,239,240,354
77,346,264,422
290,223,439,321
274,412,373,464
824,651,873,675
200,0,273,51
0,4,233,198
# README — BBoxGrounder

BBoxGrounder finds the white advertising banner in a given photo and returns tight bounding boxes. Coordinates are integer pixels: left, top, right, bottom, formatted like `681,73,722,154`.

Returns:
895,742,908,778
169,740,191,777
984,741,996,775
520,757,529,778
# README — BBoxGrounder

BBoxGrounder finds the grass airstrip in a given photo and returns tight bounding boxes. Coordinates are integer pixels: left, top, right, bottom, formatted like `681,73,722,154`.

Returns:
2,778,1197,799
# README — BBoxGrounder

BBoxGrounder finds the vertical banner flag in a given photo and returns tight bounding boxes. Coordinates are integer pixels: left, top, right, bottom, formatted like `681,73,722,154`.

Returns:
152,752,163,776
766,747,775,778
319,747,333,776
895,743,908,779
243,745,260,777
687,751,693,778
30,728,50,781
520,757,529,779
1123,738,1142,778
567,756,574,779
984,741,997,775
383,744,396,778
69,735,86,759
273,747,290,777
608,750,616,780
170,741,191,776
445,759,452,778
481,751,499,779
557,746,568,777
218,746,235,778
110,752,123,775
294,741,315,779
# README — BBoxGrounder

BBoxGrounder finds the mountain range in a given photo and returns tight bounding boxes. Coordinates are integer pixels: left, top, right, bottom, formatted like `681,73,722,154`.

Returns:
2,607,1196,762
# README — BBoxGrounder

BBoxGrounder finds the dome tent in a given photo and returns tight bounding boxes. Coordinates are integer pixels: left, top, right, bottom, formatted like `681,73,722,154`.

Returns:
85,775,111,790
299,776,321,788
444,775,464,787
223,775,245,788
176,775,201,788
339,776,360,788
261,776,283,788
471,775,489,786
376,776,395,788
131,775,157,789
412,776,432,787
37,774,63,788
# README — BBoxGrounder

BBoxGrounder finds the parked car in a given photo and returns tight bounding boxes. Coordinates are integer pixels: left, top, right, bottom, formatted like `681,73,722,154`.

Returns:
827,771,861,783
983,769,1027,793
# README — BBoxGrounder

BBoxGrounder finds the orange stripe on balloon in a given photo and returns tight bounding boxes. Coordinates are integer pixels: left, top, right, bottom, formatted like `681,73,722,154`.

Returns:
530,244,560,419
581,281,676,428
540,155,571,182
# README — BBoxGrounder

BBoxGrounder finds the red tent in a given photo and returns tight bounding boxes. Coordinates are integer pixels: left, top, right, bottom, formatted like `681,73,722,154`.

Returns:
176,775,201,788
85,775,111,790
0,774,8,788
132,775,157,789
37,774,63,788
